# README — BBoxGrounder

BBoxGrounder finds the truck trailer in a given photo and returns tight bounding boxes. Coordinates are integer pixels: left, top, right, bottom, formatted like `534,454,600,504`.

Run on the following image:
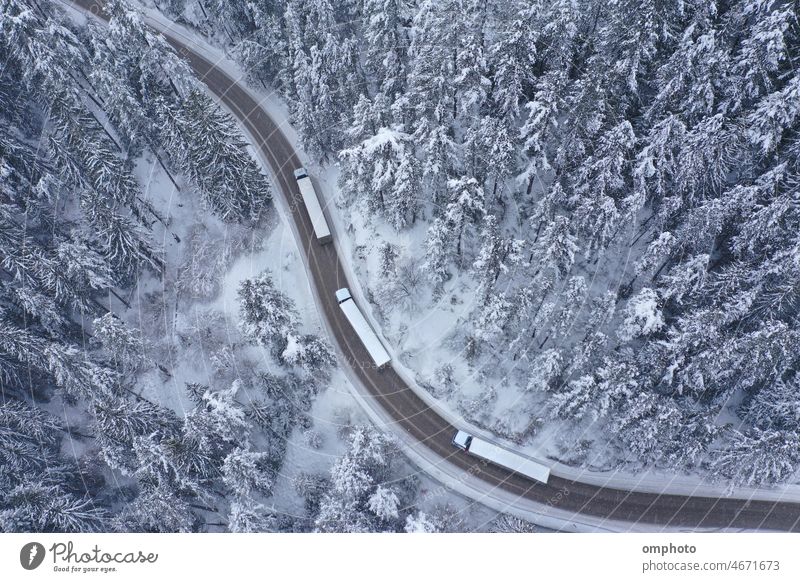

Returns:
335,288,391,370
452,430,551,484
293,167,332,244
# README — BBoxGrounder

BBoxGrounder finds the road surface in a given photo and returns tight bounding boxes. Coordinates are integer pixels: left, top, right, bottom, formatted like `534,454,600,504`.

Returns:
66,0,800,532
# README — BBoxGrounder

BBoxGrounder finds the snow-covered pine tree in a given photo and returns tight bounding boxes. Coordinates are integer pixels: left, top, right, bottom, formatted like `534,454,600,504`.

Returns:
711,428,800,487
472,215,524,306
92,313,147,375
488,0,541,120
155,90,270,222
363,0,409,98
532,214,578,281
314,426,409,532
339,126,418,228
238,270,299,355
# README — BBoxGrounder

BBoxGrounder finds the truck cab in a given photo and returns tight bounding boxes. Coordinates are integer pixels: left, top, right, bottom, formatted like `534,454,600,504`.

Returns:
293,167,309,180
335,288,352,304
452,430,473,451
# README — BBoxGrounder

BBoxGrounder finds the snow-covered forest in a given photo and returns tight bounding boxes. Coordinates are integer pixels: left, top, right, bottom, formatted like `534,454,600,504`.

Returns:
0,0,287,531
157,0,800,486
3,0,800,534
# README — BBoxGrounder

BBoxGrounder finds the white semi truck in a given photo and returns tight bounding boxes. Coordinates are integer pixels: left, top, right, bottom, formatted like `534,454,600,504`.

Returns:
335,288,391,370
452,430,551,484
293,167,332,244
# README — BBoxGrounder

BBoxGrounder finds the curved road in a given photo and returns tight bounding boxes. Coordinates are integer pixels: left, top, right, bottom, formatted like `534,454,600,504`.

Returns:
69,0,800,532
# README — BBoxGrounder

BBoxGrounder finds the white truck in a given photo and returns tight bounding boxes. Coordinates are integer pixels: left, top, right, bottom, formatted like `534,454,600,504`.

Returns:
293,167,332,244
335,288,391,370
452,430,551,484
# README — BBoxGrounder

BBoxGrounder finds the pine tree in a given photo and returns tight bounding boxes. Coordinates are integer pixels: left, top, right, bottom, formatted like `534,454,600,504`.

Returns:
572,121,636,251
367,485,401,522
489,1,541,119
423,217,453,295
453,0,490,118
238,270,299,355
156,90,271,222
533,215,578,281
222,447,274,498
390,147,421,229
228,501,278,533
232,0,287,87
404,512,439,532
442,176,486,262
526,349,563,392
378,241,399,278
547,375,596,420
294,472,330,515
553,276,587,337
88,208,163,281
519,73,564,189
114,483,195,533
339,126,418,228
281,334,336,374
484,117,518,201
92,313,147,375
92,395,181,475
742,375,800,433
472,215,524,305
314,426,402,532
1,483,107,533
711,428,800,487
181,383,250,475
618,288,665,342
405,0,459,126
419,120,458,208
363,0,408,98
285,0,362,158
747,75,800,158
473,293,514,344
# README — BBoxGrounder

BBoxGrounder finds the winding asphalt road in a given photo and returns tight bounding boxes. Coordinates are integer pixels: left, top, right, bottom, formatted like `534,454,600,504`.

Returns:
67,0,800,532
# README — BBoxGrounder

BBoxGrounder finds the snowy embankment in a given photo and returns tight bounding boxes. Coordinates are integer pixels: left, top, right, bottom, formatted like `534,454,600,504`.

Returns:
87,0,800,511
